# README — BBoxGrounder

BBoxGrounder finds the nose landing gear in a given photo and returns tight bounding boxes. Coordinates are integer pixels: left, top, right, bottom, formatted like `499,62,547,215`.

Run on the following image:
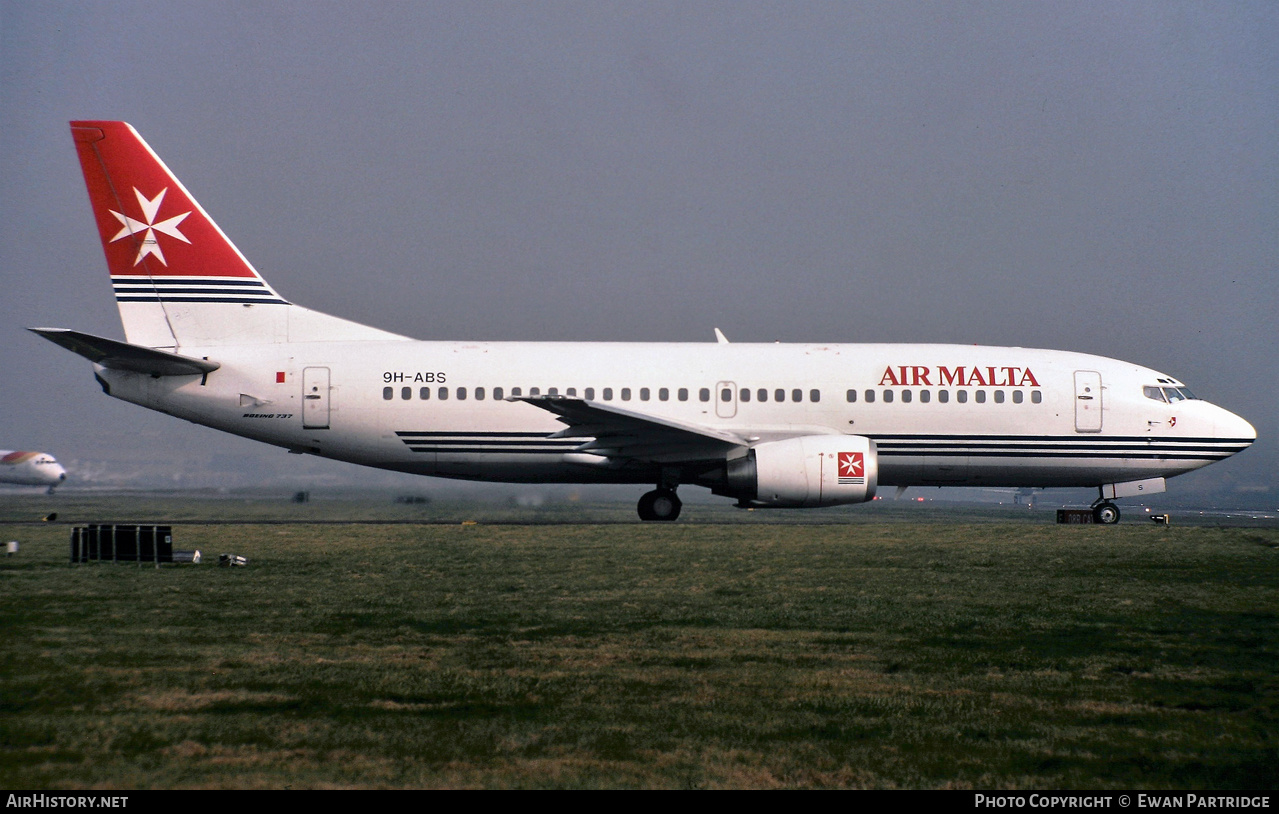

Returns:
1092,500,1121,525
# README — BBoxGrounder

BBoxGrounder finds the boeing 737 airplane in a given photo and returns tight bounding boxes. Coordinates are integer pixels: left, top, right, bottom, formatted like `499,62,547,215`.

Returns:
33,121,1255,522
1,451,67,493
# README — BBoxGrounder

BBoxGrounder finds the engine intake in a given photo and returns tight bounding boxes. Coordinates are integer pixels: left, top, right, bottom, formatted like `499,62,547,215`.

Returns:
725,435,878,508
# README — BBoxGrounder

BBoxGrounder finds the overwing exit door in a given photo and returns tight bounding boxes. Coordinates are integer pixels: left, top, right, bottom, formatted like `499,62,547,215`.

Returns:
715,381,737,418
303,366,331,429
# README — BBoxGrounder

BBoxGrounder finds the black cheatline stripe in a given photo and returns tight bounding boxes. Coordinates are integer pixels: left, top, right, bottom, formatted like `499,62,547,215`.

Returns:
406,447,575,455
877,446,1245,455
872,433,1247,444
878,450,1235,461
116,296,288,304
396,431,556,438
111,277,269,287
874,437,1250,450
876,443,1250,454
116,287,276,296
404,440,581,448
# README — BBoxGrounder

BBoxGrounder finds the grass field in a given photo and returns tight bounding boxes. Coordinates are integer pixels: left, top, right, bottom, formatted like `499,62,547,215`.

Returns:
1,496,1277,788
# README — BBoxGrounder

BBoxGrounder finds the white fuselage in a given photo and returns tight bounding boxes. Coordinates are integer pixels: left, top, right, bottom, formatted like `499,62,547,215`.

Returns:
94,340,1255,491
0,451,68,488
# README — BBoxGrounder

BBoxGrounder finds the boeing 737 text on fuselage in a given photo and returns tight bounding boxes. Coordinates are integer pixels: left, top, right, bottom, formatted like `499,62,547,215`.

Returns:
33,122,1255,522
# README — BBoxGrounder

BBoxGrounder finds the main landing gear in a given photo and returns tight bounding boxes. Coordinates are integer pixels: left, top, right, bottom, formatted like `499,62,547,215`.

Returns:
637,488,682,521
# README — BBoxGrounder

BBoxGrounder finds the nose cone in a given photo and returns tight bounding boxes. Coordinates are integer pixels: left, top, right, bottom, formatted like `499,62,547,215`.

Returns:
1215,406,1257,451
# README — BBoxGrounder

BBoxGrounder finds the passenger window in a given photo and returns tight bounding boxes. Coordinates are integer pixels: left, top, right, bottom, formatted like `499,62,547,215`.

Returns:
700,388,710,402
721,388,732,402
810,389,820,403
679,388,689,402
420,387,431,400
457,387,467,400
511,387,521,397
902,390,912,403
865,389,875,403
530,387,540,396
603,388,613,401
846,389,857,403
640,387,650,401
938,390,949,403
758,388,768,402
566,387,576,397
438,387,448,400
585,387,595,400
401,387,412,400
493,387,504,400
383,386,393,400
548,387,558,396
621,388,631,401
975,390,987,404
740,388,750,403
659,388,669,401
920,390,930,403
883,390,894,403
1012,390,1023,404
957,390,968,404
994,390,1004,404
1031,391,1042,404
775,389,785,402
792,389,802,402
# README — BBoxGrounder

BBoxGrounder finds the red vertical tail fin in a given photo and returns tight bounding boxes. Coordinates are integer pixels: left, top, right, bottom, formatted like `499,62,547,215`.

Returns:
71,121,404,348
71,121,286,348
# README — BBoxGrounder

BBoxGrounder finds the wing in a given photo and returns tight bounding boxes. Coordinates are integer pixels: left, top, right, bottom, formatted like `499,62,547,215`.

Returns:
518,397,749,464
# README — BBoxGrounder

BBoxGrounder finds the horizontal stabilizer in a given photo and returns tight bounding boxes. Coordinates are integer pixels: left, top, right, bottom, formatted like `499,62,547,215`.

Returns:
29,328,220,376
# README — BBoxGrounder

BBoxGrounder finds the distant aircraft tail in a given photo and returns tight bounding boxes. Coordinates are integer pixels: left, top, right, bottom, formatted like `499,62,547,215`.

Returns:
70,121,400,349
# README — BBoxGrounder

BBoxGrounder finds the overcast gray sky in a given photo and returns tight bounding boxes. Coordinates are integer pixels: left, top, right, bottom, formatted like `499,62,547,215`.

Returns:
1,1,1274,499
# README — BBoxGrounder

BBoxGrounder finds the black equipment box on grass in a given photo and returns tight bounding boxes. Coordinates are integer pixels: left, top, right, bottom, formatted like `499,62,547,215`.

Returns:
71,524,174,564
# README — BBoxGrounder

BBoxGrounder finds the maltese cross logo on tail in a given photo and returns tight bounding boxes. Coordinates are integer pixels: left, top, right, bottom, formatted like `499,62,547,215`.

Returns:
838,451,864,484
109,187,191,266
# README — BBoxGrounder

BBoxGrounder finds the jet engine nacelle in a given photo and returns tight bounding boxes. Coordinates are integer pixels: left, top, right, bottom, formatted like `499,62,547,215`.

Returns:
725,435,878,508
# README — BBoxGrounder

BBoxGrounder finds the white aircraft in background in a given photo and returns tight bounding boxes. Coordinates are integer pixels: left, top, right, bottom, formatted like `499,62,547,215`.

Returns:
32,121,1256,522
1,451,67,493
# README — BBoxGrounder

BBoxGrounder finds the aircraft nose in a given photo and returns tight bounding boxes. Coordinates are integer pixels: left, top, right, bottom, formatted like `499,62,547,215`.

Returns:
1216,407,1257,446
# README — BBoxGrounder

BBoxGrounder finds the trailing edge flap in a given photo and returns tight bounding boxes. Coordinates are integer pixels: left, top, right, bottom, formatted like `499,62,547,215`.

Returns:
518,396,748,463
29,328,220,376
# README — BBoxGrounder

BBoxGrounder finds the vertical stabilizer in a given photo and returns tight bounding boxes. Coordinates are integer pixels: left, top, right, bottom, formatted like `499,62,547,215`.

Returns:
71,121,401,348
71,121,286,348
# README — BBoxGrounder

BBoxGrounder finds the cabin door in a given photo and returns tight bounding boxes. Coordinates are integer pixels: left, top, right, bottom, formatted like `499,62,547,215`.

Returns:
1073,371,1102,433
303,366,331,429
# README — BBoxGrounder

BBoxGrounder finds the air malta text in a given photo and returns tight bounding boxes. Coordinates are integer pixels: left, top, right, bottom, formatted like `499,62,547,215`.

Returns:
879,365,1040,388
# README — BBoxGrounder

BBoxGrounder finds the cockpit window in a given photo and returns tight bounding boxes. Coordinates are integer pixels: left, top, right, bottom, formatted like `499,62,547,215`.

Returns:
1147,385,1198,403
